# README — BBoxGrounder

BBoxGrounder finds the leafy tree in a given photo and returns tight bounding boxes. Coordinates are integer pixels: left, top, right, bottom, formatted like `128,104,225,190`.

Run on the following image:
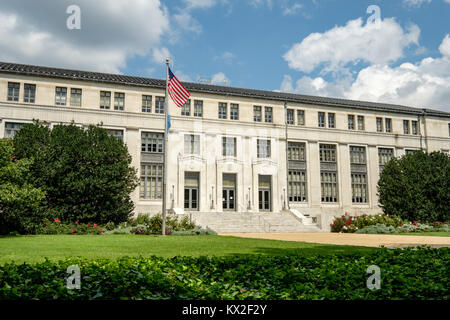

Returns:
0,139,45,234
13,121,139,224
377,150,450,222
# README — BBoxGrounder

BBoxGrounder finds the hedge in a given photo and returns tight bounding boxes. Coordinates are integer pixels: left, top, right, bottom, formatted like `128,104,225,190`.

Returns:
0,247,448,300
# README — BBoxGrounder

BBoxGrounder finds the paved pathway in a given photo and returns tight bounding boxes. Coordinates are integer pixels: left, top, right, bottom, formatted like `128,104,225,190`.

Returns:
219,233,450,248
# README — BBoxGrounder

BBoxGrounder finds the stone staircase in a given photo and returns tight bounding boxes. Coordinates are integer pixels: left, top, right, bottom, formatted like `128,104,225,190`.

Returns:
177,210,322,233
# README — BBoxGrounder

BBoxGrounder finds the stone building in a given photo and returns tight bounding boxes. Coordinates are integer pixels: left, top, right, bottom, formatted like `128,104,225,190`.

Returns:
1,62,449,232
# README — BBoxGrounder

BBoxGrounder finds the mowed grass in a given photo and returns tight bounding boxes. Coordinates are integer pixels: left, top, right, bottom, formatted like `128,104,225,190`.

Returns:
0,234,377,264
393,232,450,237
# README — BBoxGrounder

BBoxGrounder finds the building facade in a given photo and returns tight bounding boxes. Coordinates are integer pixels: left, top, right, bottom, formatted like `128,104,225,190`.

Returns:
1,62,449,231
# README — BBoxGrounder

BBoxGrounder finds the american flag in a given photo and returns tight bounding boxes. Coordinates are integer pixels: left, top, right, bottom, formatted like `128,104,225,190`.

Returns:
168,67,190,108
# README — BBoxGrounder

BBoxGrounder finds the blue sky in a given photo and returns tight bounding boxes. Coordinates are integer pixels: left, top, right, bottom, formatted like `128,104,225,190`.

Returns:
1,0,449,111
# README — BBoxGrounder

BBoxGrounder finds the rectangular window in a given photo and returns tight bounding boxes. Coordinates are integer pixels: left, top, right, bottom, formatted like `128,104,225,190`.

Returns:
264,107,272,123
376,117,383,132
194,100,203,117
403,120,410,134
288,170,307,202
100,91,111,109
114,92,125,111
55,87,67,106
297,110,305,125
70,88,82,107
320,144,338,203
405,149,417,155
358,116,365,131
257,139,271,158
385,118,392,133
222,137,236,157
4,122,24,139
181,99,191,116
378,148,394,173
141,132,164,153
7,82,20,101
24,84,36,103
106,129,124,141
254,106,262,122
350,146,368,204
287,109,294,125
318,112,325,128
328,113,335,128
348,115,355,130
142,95,152,113
184,134,200,154
218,102,227,119
412,120,418,135
155,96,165,114
140,164,163,199
288,142,306,161
230,104,239,120
350,146,366,164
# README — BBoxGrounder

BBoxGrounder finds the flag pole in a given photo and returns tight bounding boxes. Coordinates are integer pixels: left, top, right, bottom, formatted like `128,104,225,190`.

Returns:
162,58,169,236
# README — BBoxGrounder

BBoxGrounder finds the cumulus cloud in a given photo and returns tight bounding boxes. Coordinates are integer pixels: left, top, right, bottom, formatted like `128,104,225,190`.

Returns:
283,3,303,16
211,72,230,85
283,17,420,73
403,0,432,7
151,47,172,65
0,0,169,73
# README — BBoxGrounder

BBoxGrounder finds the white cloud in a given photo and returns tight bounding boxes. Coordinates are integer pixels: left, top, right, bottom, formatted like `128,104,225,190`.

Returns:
281,35,450,112
211,72,230,85
0,0,169,73
213,51,236,64
403,0,432,7
173,11,202,34
283,3,303,16
283,17,420,73
182,0,217,10
151,47,172,65
445,0,450,3
174,70,193,82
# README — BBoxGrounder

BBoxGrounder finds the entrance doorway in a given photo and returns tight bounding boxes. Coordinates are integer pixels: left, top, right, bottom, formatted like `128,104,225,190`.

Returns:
258,175,271,212
184,172,199,211
222,173,236,211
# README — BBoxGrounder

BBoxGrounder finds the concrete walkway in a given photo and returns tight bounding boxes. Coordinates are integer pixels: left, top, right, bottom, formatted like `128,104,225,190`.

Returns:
219,233,450,248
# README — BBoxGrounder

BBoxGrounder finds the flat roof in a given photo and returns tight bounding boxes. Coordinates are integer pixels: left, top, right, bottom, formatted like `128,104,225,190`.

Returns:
0,61,449,118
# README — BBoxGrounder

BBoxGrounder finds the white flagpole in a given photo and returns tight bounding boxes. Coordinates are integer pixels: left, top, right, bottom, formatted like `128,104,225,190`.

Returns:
162,58,169,236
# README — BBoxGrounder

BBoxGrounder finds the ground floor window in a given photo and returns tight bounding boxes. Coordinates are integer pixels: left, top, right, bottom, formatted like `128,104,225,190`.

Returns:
140,164,163,199
351,173,368,203
288,170,307,202
320,171,338,202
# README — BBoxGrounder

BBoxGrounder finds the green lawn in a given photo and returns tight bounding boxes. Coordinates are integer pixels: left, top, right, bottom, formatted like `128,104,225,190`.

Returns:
0,234,377,264
393,232,450,237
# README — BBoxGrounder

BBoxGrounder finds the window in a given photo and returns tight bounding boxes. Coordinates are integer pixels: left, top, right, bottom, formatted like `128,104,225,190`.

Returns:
142,95,152,113
403,120,410,134
194,100,203,117
70,88,82,107
357,116,365,131
100,91,111,109
385,118,392,133
55,87,67,106
230,104,239,120
286,109,294,125
376,117,383,132
412,120,418,135
350,146,368,203
218,102,227,119
348,115,355,130
23,84,36,103
4,122,24,139
140,164,163,199
320,144,338,203
7,82,20,101
181,99,191,116
288,142,306,161
114,92,125,111
378,148,394,173
254,106,262,122
328,113,335,128
264,107,272,123
222,137,236,157
297,110,305,125
288,171,307,202
257,139,271,158
184,134,200,154
405,149,417,155
155,97,165,114
141,132,164,153
106,129,124,141
318,112,325,128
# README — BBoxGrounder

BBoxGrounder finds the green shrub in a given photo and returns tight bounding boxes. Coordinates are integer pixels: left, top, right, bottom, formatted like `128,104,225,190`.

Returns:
331,214,406,233
12,122,139,226
172,226,217,236
0,247,447,300
355,224,396,234
0,139,46,234
131,214,202,235
377,151,450,223
36,218,105,235
396,222,434,233
104,222,115,231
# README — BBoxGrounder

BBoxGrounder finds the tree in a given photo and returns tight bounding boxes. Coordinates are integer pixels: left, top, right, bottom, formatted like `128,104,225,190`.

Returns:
377,150,450,222
13,122,139,224
0,139,45,234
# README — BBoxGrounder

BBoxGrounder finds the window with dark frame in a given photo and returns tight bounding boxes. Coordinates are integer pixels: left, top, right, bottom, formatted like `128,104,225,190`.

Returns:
257,139,271,158
70,88,82,107
24,84,36,103
328,113,335,128
55,87,67,106
100,91,111,109
194,100,203,117
264,107,272,123
385,118,392,133
142,95,152,113
318,112,325,127
348,115,355,130
254,106,262,122
114,92,125,111
230,104,239,120
288,142,307,203
181,99,191,116
297,110,305,125
4,122,24,139
155,96,165,114
376,117,383,132
350,146,368,203
218,102,227,119
141,132,164,153
357,115,365,131
7,82,20,101
286,109,294,125
222,137,237,157
403,120,410,134
184,134,200,154
412,120,418,135
378,148,394,173
320,144,338,203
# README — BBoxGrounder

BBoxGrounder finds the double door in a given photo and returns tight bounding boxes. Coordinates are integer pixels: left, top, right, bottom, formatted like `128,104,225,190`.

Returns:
222,174,236,211
258,175,272,211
